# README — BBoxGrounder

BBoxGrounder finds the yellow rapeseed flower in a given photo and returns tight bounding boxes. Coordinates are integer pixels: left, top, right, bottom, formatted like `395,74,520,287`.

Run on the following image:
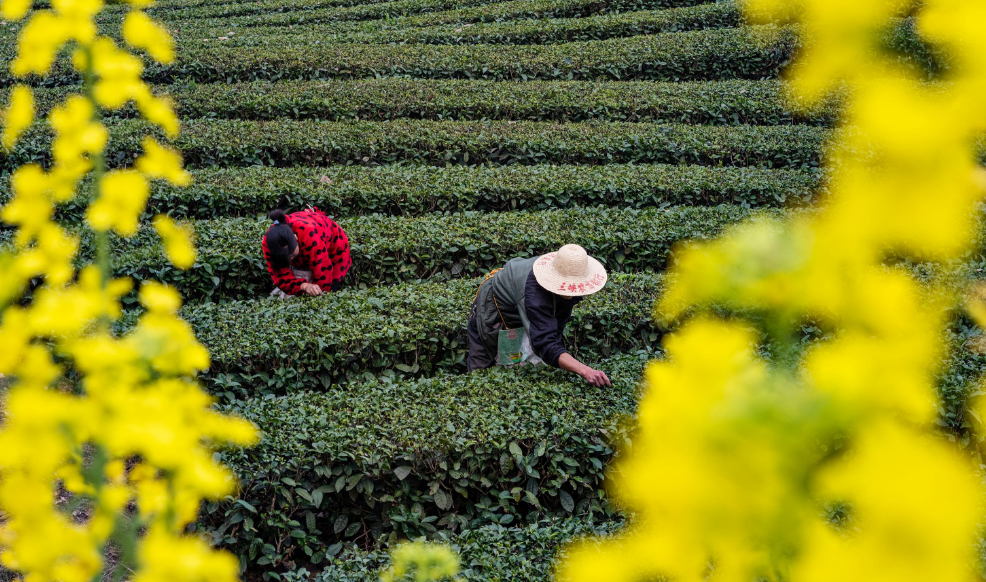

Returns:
132,527,242,582
86,38,145,109
0,0,31,20
381,542,462,582
122,11,175,64
135,89,180,137
1,1,253,578
87,170,150,236
10,11,71,76
152,214,197,269
137,137,192,186
2,164,53,247
560,0,986,579
49,95,108,165
1,85,34,151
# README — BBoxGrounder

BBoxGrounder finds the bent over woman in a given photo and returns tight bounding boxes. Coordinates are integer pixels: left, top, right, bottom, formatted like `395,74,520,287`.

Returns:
262,208,351,297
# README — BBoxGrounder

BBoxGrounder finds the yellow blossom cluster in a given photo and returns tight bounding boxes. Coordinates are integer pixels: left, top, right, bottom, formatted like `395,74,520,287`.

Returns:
559,1,986,581
0,0,258,579
380,542,462,582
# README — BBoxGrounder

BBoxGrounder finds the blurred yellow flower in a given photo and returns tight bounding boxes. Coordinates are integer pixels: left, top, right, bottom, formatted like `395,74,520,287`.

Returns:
0,2,256,581
0,0,31,20
49,95,108,165
1,85,34,151
152,214,197,269
10,11,71,76
87,170,150,236
132,527,242,582
561,0,986,580
381,542,461,582
123,11,175,64
137,137,192,186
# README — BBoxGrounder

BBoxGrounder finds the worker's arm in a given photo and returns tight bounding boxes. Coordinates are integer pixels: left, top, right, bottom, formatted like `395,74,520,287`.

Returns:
558,353,611,387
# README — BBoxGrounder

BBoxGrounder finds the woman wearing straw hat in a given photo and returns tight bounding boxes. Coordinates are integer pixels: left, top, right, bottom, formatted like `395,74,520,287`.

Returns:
467,244,611,387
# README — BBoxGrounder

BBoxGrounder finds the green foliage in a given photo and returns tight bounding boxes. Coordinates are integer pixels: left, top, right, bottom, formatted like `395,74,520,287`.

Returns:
1,26,796,86
23,79,838,126
282,517,625,582
1,118,826,172
162,0,714,32
159,0,433,22
176,3,740,46
203,354,648,572
111,273,663,397
100,205,771,301
3,163,818,222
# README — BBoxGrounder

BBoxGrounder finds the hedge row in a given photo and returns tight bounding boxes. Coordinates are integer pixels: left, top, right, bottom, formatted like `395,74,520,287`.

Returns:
201,280,985,576
2,26,796,86
22,79,838,126
161,0,413,22
164,0,505,30
163,0,715,31
1,163,819,222
3,118,827,172
112,272,664,395
103,204,755,301
177,3,740,46
106,205,765,302
276,517,625,582
160,25,794,84
206,356,645,572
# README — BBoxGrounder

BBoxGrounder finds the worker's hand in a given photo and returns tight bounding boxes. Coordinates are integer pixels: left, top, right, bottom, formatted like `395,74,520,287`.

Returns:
581,367,611,387
302,282,323,296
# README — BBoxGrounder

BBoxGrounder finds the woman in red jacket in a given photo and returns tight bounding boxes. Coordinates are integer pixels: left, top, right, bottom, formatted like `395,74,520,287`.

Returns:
262,208,351,297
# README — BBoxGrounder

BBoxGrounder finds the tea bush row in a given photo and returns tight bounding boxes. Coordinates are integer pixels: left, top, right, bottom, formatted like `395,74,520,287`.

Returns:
22,79,837,126
161,0,459,22
3,118,827,172
2,26,795,86
2,163,818,222
162,0,714,31
161,0,715,45
106,205,768,301
112,273,664,396
205,354,647,571
178,3,739,46
281,517,625,582
198,289,986,574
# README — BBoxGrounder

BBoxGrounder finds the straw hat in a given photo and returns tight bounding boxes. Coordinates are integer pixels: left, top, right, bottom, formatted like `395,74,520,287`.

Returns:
532,244,608,297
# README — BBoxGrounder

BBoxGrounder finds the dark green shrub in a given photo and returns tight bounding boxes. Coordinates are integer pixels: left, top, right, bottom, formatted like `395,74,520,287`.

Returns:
3,163,818,222
205,354,648,572
22,79,838,126
105,206,770,301
113,273,665,396
1,118,826,172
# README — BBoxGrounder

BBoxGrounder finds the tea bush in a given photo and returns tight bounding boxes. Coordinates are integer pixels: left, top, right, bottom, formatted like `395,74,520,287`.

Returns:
175,3,740,46
103,205,771,301
0,26,796,86
2,118,826,171
112,273,664,396
21,79,838,125
1,163,819,221
205,354,649,570
160,0,714,30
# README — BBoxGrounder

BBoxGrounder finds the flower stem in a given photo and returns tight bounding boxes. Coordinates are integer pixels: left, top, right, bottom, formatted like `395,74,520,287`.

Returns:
81,45,111,321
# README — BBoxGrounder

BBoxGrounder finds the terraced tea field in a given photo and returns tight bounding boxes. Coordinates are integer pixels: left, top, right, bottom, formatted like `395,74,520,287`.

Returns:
1,0,976,579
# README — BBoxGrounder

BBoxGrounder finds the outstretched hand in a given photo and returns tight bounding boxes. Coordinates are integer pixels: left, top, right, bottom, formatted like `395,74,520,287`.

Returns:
581,367,611,387
558,353,612,387
302,282,323,296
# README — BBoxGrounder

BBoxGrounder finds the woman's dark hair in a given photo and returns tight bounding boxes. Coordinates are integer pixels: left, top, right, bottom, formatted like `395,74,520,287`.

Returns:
265,209,297,269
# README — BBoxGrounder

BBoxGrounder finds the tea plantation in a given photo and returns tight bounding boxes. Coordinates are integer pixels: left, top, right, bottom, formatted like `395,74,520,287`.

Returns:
0,0,980,580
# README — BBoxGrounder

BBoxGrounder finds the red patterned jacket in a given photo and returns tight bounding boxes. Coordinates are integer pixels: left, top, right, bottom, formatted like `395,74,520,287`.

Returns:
262,209,351,295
